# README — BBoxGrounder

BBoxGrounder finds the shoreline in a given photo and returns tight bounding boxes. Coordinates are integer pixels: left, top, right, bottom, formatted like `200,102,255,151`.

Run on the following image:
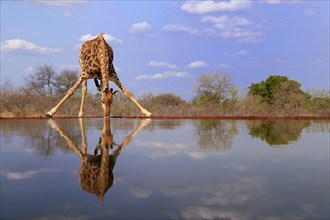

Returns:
1,115,330,120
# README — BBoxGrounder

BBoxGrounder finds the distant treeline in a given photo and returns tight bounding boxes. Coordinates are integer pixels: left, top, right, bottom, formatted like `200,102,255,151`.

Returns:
0,64,329,118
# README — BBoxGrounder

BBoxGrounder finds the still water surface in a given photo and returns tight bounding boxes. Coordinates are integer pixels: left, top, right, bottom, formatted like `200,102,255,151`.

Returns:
0,118,329,220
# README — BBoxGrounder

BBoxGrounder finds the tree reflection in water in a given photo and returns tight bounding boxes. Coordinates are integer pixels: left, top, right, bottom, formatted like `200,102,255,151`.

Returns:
193,120,239,151
246,120,311,146
48,118,150,202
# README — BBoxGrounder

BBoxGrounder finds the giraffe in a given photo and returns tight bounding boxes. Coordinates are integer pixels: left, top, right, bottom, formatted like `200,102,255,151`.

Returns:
48,117,151,202
100,87,118,118
46,32,152,117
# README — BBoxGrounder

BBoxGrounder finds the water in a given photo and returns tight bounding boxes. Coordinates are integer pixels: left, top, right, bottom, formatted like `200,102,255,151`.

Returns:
1,118,329,220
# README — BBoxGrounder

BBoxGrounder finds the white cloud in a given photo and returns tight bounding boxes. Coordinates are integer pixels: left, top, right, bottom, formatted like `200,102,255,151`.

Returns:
187,61,208,68
136,140,189,159
136,141,188,149
78,33,123,44
2,168,61,180
146,61,178,69
202,15,250,26
273,58,286,63
181,0,251,14
312,59,325,64
162,15,263,44
224,163,249,171
63,11,72,16
58,63,80,71
128,186,153,198
226,50,249,56
128,22,152,34
161,24,199,35
24,67,34,73
147,151,178,159
261,0,284,4
135,71,189,80
261,0,300,5
161,186,199,197
187,152,208,159
30,0,87,7
0,39,63,54
202,15,264,43
303,8,316,17
180,177,268,220
217,63,229,68
74,33,123,49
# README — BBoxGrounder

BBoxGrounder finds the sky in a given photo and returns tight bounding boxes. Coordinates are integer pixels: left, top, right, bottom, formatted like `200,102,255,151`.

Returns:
0,0,329,100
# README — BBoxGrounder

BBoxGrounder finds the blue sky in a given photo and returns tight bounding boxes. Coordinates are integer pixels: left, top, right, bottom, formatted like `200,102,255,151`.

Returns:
1,0,329,99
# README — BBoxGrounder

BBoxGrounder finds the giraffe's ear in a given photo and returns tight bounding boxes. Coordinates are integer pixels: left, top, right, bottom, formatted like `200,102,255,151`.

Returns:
108,88,118,96
94,79,102,93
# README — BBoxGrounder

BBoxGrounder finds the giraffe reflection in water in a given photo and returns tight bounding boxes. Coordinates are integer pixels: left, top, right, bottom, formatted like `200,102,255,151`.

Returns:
48,117,150,202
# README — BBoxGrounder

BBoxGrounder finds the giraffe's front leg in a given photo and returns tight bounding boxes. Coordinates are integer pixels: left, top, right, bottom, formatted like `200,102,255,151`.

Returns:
78,80,87,117
121,86,152,117
46,76,85,117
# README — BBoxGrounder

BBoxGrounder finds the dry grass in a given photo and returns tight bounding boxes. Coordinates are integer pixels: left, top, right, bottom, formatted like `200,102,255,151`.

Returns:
1,91,329,118
0,92,103,118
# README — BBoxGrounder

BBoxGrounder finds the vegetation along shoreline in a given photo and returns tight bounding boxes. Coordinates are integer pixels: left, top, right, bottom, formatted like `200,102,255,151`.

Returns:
1,65,329,119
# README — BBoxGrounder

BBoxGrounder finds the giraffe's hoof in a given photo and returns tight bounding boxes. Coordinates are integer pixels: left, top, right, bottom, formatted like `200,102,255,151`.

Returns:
46,112,53,117
144,111,152,117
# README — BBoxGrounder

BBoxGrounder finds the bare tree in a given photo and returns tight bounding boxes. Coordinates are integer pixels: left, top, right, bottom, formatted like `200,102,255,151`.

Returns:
1,79,15,94
193,72,233,104
23,64,56,96
53,69,79,97
306,88,330,99
23,65,81,97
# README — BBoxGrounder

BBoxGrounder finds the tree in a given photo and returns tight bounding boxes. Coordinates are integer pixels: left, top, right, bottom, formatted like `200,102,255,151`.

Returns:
53,69,79,97
306,88,330,99
0,79,15,94
272,80,311,113
23,64,56,96
23,64,80,97
248,75,309,105
247,120,311,145
193,72,233,105
306,89,330,116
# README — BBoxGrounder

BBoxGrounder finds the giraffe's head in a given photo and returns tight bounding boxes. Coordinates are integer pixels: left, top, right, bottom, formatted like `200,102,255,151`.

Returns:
101,88,118,117
94,79,118,117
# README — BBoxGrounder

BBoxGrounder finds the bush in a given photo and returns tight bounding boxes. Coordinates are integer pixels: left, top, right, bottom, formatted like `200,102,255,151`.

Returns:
151,93,186,106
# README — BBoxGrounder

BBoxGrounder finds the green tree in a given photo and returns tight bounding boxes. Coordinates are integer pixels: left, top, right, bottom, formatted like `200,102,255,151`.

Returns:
248,75,309,105
247,120,311,145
